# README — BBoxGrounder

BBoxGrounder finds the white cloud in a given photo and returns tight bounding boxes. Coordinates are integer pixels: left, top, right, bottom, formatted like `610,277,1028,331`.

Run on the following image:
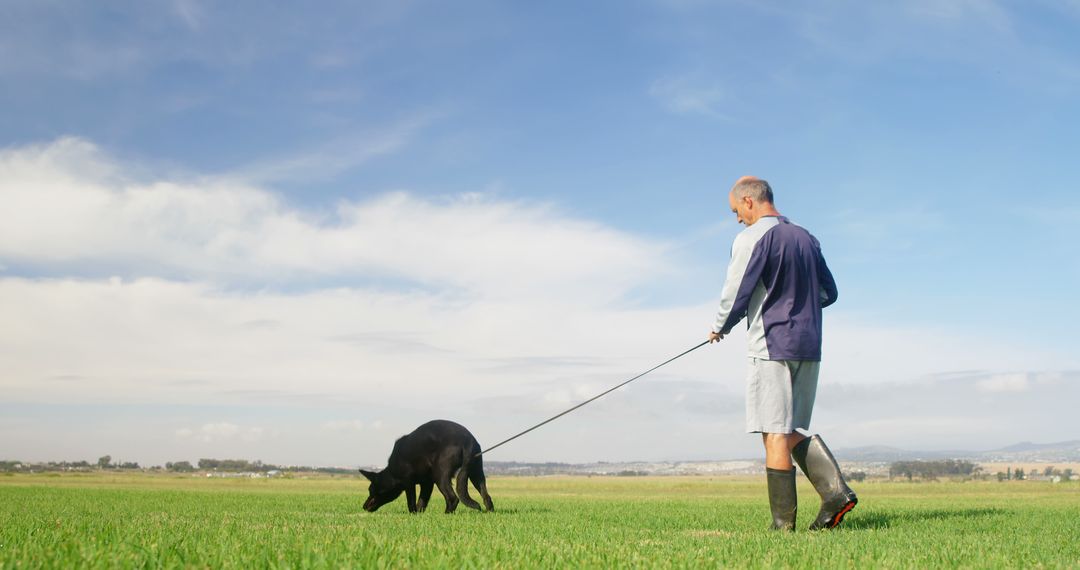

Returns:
653,1,1078,94
541,384,602,409
321,420,365,432
903,0,1013,33
976,373,1030,393
231,114,432,184
175,422,266,443
200,422,240,439
649,74,730,119
172,0,205,31
813,370,1080,451
775,1,1016,60
0,2,417,79
841,416,998,439
0,137,669,303
0,275,725,407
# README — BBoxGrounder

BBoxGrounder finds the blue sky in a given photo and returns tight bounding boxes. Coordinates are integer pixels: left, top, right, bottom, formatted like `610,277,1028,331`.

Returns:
2,1,1079,467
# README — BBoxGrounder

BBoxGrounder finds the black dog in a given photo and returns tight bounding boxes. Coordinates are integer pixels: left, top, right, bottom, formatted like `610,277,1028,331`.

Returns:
360,419,494,514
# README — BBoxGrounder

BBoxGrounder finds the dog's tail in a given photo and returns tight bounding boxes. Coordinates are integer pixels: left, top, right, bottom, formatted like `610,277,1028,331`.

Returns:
467,449,484,482
454,441,484,511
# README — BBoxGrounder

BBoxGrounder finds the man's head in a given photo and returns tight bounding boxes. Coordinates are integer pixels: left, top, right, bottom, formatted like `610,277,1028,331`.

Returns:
728,176,777,226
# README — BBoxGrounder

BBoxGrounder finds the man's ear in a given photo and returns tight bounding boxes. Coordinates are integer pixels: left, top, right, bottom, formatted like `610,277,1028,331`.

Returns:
359,469,379,481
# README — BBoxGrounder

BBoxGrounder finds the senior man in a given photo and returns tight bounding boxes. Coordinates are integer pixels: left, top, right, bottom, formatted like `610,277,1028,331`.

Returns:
708,176,857,531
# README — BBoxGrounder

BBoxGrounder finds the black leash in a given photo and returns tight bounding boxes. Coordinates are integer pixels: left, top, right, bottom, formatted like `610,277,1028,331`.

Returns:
475,340,710,458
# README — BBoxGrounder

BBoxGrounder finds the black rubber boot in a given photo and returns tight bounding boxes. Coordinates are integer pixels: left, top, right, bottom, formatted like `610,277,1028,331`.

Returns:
766,467,797,531
792,435,857,530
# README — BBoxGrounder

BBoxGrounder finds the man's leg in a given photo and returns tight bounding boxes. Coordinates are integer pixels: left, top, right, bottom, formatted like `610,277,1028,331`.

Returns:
762,432,808,470
762,431,806,531
748,357,810,531
792,435,858,530
776,360,856,530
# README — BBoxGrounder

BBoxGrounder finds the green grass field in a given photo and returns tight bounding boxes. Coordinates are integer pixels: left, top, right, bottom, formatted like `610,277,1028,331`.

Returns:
2,473,1078,568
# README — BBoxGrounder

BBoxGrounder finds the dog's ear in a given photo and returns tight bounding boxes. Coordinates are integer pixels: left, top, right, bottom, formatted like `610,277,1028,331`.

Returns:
359,469,379,481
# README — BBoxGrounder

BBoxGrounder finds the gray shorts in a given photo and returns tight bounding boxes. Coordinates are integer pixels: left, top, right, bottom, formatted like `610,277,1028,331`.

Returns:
745,358,820,434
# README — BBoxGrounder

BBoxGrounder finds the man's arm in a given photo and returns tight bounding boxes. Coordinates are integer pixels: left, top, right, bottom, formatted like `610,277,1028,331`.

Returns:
817,249,838,308
710,233,764,339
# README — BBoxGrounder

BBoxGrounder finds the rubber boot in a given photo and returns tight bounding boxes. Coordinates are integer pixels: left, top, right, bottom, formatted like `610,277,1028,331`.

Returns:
766,467,797,531
792,435,858,530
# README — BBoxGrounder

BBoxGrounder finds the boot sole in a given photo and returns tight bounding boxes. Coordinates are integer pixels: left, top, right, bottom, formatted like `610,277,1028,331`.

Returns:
825,498,857,529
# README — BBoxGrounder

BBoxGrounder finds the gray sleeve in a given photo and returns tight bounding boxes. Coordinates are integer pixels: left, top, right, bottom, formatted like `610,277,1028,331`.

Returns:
712,232,757,334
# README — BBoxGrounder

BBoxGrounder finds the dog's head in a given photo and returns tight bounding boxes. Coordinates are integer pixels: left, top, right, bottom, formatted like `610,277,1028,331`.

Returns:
359,469,403,512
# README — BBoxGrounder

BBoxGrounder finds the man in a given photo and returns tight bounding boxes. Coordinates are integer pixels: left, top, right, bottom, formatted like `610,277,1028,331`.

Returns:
708,176,857,531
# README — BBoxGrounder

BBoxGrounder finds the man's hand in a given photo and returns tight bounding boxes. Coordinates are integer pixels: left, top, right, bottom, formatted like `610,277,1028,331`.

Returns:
708,331,724,343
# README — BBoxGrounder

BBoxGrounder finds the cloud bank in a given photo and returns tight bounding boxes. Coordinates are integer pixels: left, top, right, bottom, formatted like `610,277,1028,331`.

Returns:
1,137,1074,466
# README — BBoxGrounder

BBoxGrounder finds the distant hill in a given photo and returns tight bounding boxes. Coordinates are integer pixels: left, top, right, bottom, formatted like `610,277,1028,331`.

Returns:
481,440,1080,477
979,440,1080,462
484,459,762,477
835,440,1080,463
833,446,941,462
991,440,1080,453
835,446,978,462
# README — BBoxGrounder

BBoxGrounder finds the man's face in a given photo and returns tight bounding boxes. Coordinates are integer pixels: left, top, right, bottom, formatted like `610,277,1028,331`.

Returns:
729,192,754,226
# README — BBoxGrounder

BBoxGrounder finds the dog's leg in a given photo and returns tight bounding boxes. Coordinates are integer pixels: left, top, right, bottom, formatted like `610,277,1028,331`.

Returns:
435,448,462,513
469,461,494,512
456,466,482,511
405,484,417,513
435,473,459,514
417,480,433,512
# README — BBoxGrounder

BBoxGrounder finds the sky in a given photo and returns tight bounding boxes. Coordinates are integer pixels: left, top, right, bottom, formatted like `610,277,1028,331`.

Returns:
2,0,1079,468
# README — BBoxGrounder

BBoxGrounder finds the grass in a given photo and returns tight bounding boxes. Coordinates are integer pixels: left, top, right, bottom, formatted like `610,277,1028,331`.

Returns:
2,473,1079,568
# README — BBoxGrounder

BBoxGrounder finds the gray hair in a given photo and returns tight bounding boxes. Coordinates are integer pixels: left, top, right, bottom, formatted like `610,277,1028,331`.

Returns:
732,178,774,204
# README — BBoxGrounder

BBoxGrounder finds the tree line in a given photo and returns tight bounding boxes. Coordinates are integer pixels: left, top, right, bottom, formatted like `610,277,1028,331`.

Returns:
995,466,1075,481
888,459,980,480
888,460,1078,481
0,456,141,472
1,457,354,475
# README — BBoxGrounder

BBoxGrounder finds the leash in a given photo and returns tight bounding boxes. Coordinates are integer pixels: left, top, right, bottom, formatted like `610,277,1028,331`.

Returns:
475,340,710,458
